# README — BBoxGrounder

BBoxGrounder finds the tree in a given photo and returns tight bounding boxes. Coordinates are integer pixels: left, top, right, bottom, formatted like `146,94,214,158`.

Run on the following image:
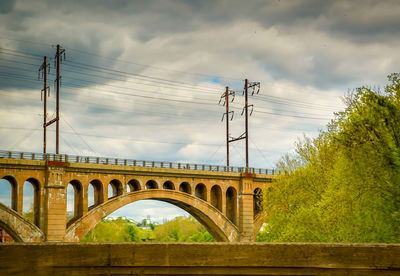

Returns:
82,217,142,242
258,74,400,243
152,216,214,242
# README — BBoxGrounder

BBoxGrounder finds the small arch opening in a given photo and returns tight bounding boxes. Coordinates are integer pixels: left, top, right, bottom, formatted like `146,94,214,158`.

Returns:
179,182,192,194
23,178,40,226
145,180,158,190
88,179,103,210
226,187,237,225
108,179,123,199
210,185,222,211
253,188,263,218
127,179,141,192
195,183,207,201
66,180,83,223
0,176,17,211
163,181,175,190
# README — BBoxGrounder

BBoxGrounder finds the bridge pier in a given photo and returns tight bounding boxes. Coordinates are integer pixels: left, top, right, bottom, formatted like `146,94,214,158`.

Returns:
43,167,67,241
238,175,255,242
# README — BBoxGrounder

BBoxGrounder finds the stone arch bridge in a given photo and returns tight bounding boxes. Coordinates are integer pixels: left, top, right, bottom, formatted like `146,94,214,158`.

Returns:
0,150,275,242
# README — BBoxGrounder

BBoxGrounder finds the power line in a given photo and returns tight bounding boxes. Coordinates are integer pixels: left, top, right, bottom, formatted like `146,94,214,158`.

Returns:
64,45,242,82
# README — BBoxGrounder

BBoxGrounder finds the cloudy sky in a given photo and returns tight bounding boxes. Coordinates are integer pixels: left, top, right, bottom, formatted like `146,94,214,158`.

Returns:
1,0,399,223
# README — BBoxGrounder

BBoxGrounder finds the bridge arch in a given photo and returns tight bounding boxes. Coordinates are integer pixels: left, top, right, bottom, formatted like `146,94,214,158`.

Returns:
179,181,191,194
88,179,104,208
0,175,18,211
163,180,175,190
127,179,142,192
253,188,263,217
65,190,239,242
108,179,123,199
210,185,222,211
23,177,41,226
145,179,159,189
0,202,44,242
66,180,83,226
195,183,207,201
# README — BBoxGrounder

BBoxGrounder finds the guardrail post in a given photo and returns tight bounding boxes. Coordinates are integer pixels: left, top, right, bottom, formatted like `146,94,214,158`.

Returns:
202,165,205,170
216,166,219,171
186,164,190,170
65,155,68,162
105,158,109,165
161,162,164,168
124,159,127,166
152,161,155,168
178,163,181,169
20,152,24,159
143,161,146,167
194,164,197,170
133,160,136,166
8,152,12,159
209,165,212,171
32,153,35,160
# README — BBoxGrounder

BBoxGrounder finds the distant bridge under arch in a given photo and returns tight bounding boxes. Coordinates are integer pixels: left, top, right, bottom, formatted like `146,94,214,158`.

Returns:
0,150,275,242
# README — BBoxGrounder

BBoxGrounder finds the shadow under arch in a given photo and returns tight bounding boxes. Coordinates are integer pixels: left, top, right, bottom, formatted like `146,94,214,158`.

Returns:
65,190,239,243
0,202,44,242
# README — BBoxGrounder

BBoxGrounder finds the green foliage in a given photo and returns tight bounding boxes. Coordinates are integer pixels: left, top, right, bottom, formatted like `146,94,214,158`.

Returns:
82,217,142,242
259,74,400,243
82,216,214,242
22,204,34,223
153,216,214,242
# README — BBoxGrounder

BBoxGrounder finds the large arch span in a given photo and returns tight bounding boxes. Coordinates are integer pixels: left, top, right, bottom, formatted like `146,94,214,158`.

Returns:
65,189,240,242
0,203,44,242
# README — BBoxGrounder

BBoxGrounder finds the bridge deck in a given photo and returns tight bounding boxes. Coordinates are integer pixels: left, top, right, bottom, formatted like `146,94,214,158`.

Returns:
0,149,279,175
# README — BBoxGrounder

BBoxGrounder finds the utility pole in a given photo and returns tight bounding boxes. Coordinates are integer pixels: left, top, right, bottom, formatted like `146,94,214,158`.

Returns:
221,79,260,169
219,87,235,167
226,86,230,167
39,45,65,155
39,56,50,154
55,44,65,154
244,79,249,168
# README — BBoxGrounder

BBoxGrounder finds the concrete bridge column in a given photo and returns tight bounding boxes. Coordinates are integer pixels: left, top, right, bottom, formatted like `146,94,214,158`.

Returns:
221,192,226,216
238,175,255,242
16,181,23,214
44,167,67,241
82,184,88,216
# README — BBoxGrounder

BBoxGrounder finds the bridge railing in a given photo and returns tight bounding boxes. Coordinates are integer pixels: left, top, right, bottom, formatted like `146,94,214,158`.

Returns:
0,150,280,175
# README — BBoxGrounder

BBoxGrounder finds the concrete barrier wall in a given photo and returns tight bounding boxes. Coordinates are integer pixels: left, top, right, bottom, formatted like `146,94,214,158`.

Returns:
0,242,399,275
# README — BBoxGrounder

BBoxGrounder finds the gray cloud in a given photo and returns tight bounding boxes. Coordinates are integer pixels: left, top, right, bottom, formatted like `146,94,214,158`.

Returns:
0,0,15,14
